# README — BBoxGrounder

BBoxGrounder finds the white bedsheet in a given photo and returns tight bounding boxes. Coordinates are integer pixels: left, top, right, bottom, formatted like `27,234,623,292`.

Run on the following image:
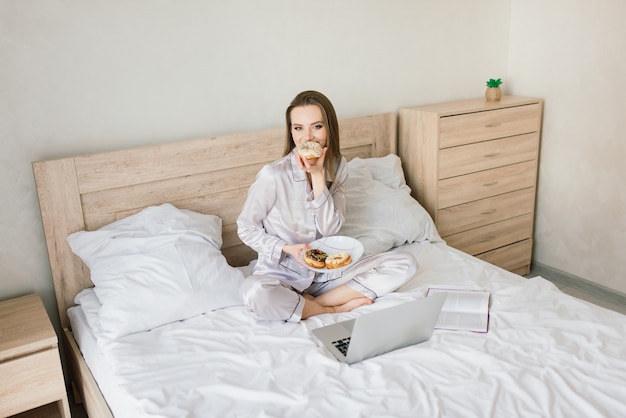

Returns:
69,242,626,418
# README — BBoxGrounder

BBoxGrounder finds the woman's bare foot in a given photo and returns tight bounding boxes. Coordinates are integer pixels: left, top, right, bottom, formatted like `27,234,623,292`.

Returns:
301,296,372,319
336,297,372,313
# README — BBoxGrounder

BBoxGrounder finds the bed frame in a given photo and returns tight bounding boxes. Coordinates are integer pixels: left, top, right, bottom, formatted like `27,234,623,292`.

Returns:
33,112,396,417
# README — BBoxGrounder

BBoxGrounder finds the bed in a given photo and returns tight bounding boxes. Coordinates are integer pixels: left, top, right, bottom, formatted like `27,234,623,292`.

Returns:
33,112,626,418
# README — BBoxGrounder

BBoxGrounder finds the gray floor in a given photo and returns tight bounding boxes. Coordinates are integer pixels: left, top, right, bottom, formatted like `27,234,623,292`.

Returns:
528,269,626,316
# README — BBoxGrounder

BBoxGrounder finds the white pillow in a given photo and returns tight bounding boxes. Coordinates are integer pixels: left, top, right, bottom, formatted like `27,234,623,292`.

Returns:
357,153,407,189
74,288,103,337
67,204,244,342
338,155,442,256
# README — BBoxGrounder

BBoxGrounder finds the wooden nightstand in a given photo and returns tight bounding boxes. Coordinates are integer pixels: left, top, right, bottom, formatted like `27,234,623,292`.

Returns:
0,294,71,417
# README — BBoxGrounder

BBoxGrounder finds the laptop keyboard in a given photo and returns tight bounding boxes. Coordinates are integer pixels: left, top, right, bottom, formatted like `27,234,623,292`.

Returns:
332,337,351,356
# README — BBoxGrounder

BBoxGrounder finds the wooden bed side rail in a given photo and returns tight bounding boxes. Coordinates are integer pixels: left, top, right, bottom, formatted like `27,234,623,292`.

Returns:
64,329,114,417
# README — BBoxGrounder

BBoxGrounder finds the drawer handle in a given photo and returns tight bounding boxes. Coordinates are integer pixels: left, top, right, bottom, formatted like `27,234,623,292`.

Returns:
483,181,498,187
486,122,502,128
480,236,496,243
481,209,496,216
485,152,500,158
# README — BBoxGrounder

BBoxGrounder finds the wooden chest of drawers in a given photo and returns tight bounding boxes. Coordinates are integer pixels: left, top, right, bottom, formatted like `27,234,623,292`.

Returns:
398,96,543,275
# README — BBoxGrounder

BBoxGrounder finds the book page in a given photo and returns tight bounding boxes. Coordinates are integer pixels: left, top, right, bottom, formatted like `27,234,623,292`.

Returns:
428,288,490,332
435,311,488,332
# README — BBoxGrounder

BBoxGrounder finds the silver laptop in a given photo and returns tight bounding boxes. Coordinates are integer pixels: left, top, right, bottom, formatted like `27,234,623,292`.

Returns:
312,293,447,364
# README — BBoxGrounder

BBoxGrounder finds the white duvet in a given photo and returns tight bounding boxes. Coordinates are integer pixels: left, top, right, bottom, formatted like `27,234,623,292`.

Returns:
70,242,626,418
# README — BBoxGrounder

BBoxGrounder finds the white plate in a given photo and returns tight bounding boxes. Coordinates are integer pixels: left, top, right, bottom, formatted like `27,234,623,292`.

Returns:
301,236,364,273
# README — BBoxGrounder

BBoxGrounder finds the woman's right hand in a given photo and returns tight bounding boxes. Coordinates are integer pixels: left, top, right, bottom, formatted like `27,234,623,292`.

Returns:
283,243,310,265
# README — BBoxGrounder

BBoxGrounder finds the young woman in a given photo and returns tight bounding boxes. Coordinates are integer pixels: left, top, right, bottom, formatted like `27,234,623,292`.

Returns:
237,90,417,321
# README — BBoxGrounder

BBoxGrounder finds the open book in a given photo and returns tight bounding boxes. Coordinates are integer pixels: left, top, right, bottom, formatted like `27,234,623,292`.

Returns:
427,288,491,333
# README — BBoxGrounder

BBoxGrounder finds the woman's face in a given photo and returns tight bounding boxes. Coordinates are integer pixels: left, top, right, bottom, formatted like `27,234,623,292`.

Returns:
290,105,327,148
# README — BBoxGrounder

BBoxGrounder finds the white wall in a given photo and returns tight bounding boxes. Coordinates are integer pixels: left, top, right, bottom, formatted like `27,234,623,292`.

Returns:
508,0,626,294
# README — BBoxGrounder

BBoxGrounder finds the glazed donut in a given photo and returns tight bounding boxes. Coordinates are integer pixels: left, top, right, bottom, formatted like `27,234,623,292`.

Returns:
325,252,352,269
297,141,323,161
304,248,328,269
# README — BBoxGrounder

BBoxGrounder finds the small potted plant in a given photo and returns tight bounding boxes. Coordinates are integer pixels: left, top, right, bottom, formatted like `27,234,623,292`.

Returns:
485,78,503,101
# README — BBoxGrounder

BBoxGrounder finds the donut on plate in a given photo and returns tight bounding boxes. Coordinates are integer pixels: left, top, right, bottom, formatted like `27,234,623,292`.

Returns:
304,248,327,269
325,252,352,269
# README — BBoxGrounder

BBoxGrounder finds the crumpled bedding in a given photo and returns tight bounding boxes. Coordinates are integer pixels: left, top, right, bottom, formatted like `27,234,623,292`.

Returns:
70,241,626,418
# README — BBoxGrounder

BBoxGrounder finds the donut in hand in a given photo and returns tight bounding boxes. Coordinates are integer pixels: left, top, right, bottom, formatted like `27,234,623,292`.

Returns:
297,141,323,162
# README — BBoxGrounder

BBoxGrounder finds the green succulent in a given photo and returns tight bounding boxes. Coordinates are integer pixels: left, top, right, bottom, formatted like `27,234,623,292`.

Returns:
486,78,503,88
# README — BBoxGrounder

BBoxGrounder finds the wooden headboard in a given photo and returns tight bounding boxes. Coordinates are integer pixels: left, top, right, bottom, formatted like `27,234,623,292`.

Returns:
33,112,397,329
